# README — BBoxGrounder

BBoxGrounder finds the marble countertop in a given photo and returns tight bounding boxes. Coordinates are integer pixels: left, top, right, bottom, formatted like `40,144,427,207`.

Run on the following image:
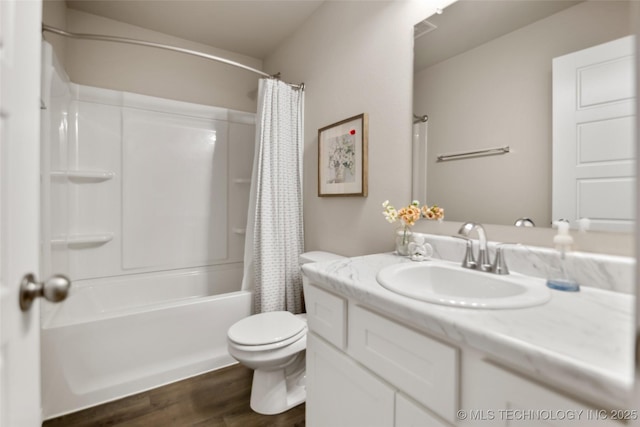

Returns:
301,252,635,407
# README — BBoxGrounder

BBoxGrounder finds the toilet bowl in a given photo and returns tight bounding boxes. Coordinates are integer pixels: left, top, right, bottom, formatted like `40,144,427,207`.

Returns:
227,251,344,415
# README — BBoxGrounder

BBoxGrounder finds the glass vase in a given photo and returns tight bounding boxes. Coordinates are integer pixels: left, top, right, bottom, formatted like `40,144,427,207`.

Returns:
395,228,412,256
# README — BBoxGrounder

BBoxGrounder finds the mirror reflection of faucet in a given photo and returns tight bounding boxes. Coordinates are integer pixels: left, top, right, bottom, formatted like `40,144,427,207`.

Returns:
514,217,535,227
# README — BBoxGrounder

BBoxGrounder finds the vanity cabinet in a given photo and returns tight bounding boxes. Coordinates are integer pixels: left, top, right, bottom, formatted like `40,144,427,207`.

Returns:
304,282,455,427
303,281,623,427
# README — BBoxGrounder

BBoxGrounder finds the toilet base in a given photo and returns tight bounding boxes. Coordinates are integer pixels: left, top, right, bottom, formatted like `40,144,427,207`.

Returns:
249,352,306,415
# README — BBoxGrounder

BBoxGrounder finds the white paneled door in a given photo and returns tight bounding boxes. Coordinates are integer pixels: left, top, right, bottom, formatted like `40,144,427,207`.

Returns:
0,1,43,426
552,36,636,232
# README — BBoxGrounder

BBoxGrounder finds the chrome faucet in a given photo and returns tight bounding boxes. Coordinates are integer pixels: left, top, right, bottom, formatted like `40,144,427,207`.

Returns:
458,222,492,272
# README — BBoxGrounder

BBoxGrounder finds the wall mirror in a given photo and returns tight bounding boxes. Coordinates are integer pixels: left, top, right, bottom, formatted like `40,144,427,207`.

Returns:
412,0,636,232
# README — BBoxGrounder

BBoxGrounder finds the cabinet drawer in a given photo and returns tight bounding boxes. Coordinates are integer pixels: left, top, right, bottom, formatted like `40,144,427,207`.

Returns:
303,283,347,350
349,304,459,423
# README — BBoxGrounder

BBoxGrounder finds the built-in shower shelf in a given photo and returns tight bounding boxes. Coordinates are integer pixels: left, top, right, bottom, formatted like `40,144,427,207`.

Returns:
232,228,246,235
51,233,114,247
51,170,115,182
233,178,251,184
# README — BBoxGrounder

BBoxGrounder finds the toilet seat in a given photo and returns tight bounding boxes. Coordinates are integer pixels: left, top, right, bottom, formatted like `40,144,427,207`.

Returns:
230,328,306,352
228,312,306,350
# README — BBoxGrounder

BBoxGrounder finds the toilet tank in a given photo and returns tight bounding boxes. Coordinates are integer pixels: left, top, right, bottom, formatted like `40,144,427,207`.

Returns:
299,251,345,265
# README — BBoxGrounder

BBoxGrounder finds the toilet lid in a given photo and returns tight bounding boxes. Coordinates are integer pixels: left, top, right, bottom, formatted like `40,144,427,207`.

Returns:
228,311,306,346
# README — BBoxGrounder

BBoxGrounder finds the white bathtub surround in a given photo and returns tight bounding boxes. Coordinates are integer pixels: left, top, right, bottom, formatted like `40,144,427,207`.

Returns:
301,248,635,408
418,233,635,294
41,61,255,286
243,78,305,313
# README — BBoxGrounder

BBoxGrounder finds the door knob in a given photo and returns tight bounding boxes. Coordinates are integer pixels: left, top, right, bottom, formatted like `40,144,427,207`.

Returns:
19,273,71,311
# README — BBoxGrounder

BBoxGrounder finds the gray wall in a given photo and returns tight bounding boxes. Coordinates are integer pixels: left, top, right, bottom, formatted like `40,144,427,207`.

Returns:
264,1,444,257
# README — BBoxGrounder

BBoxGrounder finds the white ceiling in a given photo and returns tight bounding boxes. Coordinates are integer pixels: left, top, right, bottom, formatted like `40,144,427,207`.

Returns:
66,0,325,59
414,0,583,72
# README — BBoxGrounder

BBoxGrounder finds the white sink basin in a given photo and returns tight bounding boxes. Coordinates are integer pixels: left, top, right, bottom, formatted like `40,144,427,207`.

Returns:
376,261,551,309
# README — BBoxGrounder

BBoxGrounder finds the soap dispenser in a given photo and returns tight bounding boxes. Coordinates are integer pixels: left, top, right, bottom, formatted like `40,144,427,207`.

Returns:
546,221,580,292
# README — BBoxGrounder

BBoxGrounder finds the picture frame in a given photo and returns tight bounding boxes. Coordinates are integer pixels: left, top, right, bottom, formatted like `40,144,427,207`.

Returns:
318,113,368,197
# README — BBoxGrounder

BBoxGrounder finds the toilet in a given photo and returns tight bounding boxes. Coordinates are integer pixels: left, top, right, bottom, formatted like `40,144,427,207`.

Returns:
227,251,344,415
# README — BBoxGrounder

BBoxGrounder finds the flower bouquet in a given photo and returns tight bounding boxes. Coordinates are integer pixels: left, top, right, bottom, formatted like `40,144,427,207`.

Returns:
382,200,444,256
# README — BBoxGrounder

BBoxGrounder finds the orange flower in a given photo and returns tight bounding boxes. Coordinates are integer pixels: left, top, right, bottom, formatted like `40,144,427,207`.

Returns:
421,204,444,220
398,205,420,226
383,200,444,227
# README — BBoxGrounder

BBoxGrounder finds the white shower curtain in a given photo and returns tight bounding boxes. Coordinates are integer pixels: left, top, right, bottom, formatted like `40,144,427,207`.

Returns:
242,78,305,314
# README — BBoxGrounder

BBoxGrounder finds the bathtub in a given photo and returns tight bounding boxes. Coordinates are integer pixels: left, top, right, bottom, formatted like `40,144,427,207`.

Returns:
41,264,252,419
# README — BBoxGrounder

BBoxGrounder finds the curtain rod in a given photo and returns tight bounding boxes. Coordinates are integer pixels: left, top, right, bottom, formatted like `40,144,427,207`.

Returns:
42,24,304,90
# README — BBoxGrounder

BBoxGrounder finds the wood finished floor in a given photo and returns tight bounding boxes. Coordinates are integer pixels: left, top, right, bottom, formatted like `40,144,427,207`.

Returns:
42,364,305,427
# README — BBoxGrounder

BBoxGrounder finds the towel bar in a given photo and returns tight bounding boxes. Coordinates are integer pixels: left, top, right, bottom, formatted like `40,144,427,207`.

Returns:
437,146,510,162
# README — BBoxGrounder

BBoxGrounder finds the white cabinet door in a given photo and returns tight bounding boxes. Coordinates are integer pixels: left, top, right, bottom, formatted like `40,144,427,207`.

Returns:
396,393,450,427
0,1,44,426
306,332,395,427
464,359,621,427
552,35,635,232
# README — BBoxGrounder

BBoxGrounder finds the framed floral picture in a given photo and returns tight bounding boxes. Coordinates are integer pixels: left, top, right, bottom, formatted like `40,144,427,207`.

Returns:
318,113,368,197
